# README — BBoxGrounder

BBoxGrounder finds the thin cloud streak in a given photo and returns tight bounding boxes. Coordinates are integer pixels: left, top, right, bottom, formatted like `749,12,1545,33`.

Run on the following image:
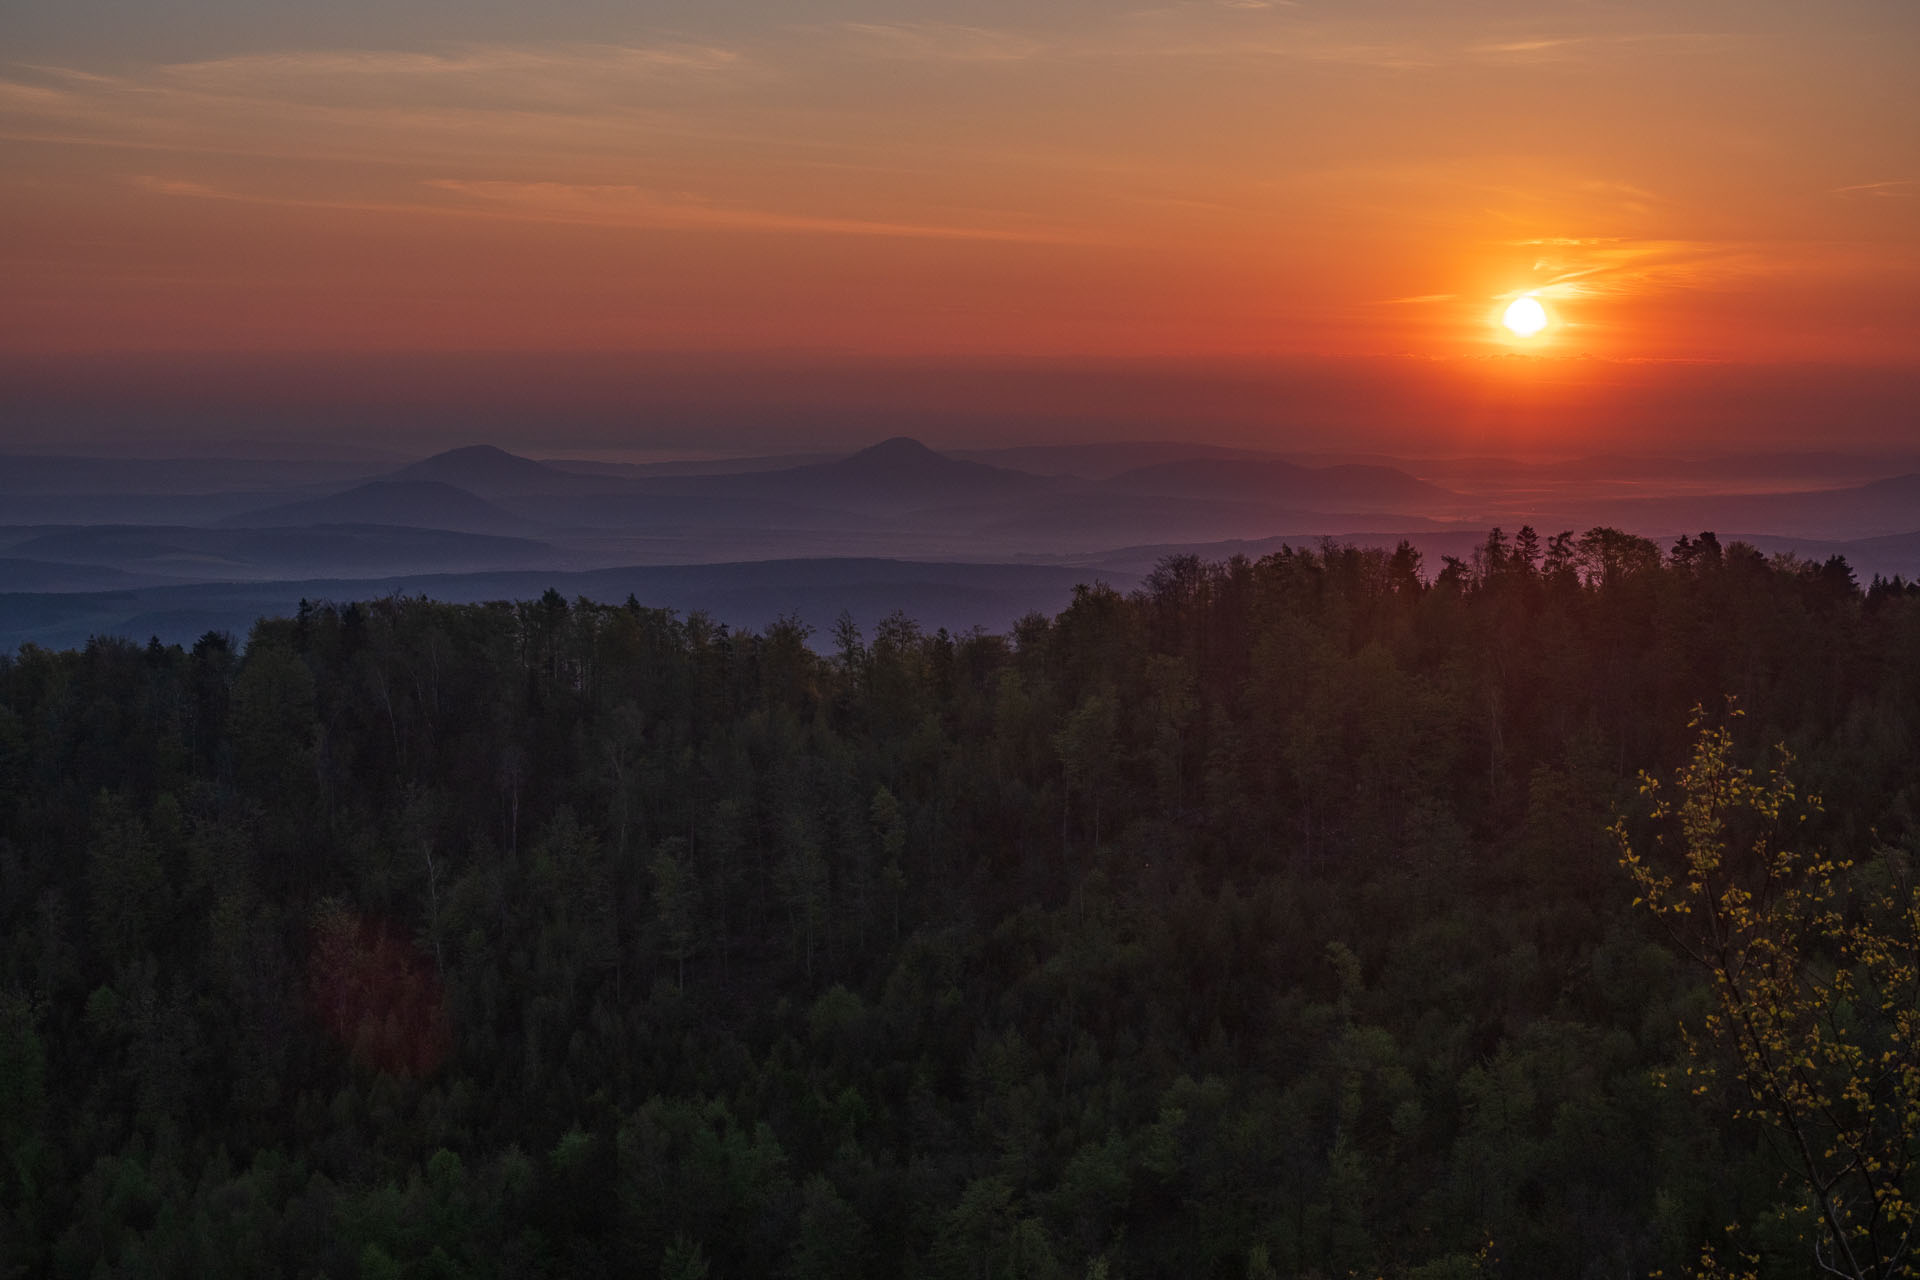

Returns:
429,179,1089,241
1466,32,1738,60
124,172,1089,243
820,16,1434,70
1834,180,1916,198
159,44,741,81
1525,239,1784,302
837,23,1044,63
4,42,749,130
4,2,1915,366
817,14,1720,72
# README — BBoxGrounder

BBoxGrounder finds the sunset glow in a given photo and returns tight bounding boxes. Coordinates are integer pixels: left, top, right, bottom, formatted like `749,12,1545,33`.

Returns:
8,5,1920,1272
2,1,1917,453
1502,296,1549,338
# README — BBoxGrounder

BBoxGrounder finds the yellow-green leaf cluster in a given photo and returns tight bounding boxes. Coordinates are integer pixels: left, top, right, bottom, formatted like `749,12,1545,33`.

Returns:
1618,705,1918,1280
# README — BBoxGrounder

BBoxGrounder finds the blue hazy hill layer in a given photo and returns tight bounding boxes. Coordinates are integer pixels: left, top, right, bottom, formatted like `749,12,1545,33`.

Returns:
220,480,534,535
0,558,1139,653
0,524,556,583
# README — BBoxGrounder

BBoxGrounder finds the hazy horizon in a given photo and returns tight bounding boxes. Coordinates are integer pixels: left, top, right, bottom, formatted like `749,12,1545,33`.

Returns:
6,350,1919,461
7,0,1919,463
4,0,1918,638
6,4,1920,1274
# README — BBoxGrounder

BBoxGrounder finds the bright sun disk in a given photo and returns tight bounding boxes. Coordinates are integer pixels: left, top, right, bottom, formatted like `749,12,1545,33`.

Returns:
1503,295,1548,337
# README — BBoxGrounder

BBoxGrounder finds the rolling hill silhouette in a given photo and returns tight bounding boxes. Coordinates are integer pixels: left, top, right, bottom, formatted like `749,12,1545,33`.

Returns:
10,523,553,582
0,454,382,496
953,441,1280,479
0,558,1134,652
0,558,156,592
223,480,531,535
389,444,590,497
1581,473,1920,540
633,437,1060,514
1102,458,1455,510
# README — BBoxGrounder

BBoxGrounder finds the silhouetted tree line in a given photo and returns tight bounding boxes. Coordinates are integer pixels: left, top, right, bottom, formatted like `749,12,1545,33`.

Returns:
1,528,1917,1278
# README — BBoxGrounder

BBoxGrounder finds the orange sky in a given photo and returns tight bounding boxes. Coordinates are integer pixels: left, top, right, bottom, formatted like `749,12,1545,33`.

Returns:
2,0,1917,451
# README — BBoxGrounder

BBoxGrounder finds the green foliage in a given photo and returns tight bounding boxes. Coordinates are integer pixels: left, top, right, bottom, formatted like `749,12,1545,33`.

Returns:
1620,710,1919,1278
659,1234,710,1279
0,537,1916,1276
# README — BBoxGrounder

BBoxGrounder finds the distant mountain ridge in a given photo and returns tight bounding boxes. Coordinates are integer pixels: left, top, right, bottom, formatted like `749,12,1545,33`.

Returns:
12,440,1918,606
628,436,1060,514
389,445,592,497
541,452,835,479
953,441,1283,479
786,436,1055,500
222,480,532,535
0,558,1138,653
1102,457,1456,510
5,523,554,584
1573,473,1920,541
0,558,157,592
0,454,383,496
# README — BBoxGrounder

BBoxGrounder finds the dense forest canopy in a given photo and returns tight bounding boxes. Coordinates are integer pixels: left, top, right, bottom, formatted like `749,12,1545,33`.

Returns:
2,528,1917,1278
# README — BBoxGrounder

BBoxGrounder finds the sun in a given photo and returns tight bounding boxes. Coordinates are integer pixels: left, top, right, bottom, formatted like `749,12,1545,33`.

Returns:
1502,294,1548,337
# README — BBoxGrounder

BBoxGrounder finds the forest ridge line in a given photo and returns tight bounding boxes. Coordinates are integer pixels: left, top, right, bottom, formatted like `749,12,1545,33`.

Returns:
3,528,1917,1274
8,433,1920,653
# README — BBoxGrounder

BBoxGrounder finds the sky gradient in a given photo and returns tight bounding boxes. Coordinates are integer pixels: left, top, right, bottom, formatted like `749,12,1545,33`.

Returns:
3,0,1916,453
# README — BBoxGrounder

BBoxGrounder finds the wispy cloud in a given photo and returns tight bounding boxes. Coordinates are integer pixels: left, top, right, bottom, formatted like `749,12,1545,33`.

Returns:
0,43,782,179
127,175,223,198
1288,43,1434,70
1472,38,1582,56
4,40,747,131
133,42,746,113
160,44,739,82
1834,179,1917,198
1522,239,1774,302
838,23,1044,63
1069,15,1734,71
1467,32,1737,62
0,79,78,108
428,179,1081,240
827,12,1436,71
125,171,1084,243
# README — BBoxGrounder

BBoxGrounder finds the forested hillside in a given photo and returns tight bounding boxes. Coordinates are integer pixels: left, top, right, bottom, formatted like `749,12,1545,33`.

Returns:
2,529,1917,1278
